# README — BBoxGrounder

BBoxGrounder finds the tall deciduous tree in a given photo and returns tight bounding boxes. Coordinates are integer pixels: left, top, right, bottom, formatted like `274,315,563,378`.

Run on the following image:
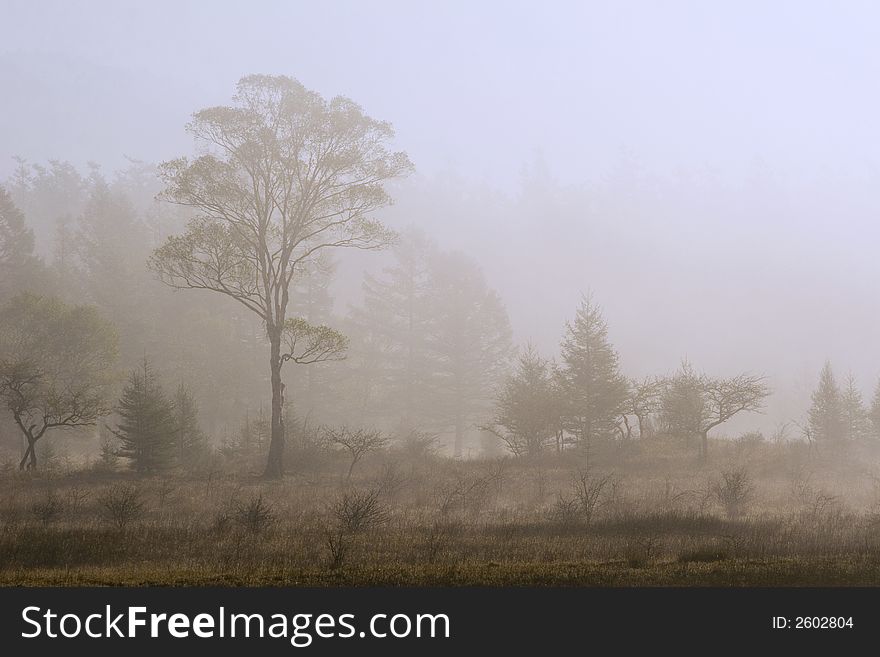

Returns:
0,294,117,469
149,74,412,477
557,295,628,451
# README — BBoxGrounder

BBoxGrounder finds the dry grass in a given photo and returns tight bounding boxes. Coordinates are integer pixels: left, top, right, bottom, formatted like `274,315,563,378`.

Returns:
2,437,880,586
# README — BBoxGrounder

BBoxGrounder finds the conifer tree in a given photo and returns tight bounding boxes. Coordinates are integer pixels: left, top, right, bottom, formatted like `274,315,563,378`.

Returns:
428,250,512,457
113,358,174,474
841,373,868,442
808,360,843,445
557,295,629,450
171,383,207,468
487,345,559,456
346,230,438,429
0,186,46,302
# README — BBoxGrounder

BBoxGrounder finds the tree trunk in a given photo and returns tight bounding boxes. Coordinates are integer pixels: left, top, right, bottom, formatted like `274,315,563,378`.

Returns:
264,331,286,478
18,435,37,471
700,430,709,461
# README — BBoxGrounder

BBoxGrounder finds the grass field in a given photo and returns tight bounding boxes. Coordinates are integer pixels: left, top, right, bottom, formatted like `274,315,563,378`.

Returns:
3,437,880,586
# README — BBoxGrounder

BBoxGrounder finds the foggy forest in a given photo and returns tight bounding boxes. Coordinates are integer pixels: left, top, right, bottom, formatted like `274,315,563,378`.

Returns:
3,1,880,586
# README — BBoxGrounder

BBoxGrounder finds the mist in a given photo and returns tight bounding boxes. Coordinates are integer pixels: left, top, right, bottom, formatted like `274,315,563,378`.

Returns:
3,1,880,587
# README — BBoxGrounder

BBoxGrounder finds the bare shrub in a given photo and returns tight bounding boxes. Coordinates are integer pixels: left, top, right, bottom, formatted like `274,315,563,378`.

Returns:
324,487,388,570
332,488,388,533
325,528,350,570
31,491,64,524
551,469,612,525
624,534,662,568
436,468,500,518
99,485,145,530
326,427,388,480
233,494,276,534
66,487,90,515
711,467,754,519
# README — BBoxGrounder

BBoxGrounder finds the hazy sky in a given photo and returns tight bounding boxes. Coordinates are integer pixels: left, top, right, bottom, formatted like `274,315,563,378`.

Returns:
3,1,880,184
4,1,880,434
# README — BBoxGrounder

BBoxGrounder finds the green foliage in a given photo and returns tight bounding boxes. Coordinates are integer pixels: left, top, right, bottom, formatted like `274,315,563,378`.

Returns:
659,361,706,441
557,295,629,447
281,318,348,365
112,359,175,475
489,345,559,456
171,383,207,469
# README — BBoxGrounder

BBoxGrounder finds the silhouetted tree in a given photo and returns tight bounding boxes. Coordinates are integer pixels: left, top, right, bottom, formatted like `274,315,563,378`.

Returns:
347,230,437,430
150,74,411,478
557,295,628,452
326,426,388,480
697,373,769,459
0,186,46,302
112,359,175,475
0,294,117,469
171,383,207,468
808,360,844,445
486,345,558,456
623,376,664,440
428,251,512,456
841,373,868,442
660,361,769,458
659,361,705,446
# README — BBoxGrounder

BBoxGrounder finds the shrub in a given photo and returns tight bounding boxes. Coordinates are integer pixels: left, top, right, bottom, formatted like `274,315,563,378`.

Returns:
31,491,63,524
99,485,145,529
712,467,754,519
551,469,612,525
332,488,388,533
233,494,276,534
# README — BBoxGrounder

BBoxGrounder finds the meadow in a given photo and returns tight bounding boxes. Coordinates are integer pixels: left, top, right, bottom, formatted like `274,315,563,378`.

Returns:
3,436,880,586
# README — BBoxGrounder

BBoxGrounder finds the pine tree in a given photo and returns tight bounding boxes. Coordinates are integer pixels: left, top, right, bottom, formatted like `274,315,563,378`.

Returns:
488,345,559,456
171,383,207,468
659,360,706,445
345,229,438,430
841,373,868,442
808,361,843,445
0,186,46,302
428,250,512,457
112,359,175,474
558,295,629,450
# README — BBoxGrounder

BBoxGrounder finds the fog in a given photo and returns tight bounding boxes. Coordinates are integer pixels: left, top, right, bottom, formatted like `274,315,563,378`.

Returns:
4,1,880,440
6,0,880,588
